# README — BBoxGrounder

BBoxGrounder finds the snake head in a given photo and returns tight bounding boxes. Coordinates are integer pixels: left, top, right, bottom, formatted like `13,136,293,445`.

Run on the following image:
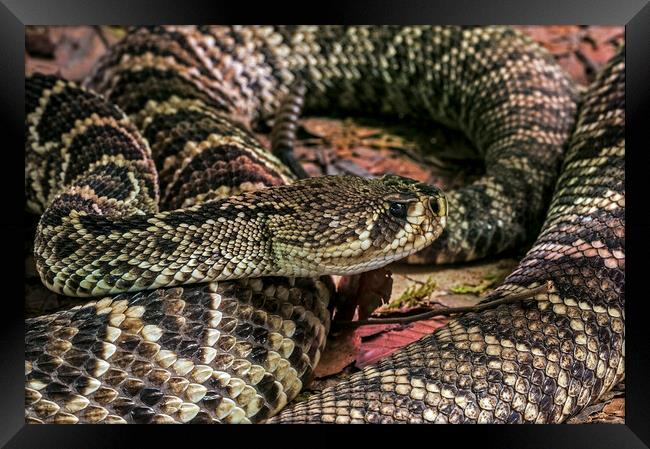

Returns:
266,174,447,276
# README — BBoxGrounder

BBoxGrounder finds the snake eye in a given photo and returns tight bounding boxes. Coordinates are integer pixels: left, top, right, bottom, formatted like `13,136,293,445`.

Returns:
388,202,408,219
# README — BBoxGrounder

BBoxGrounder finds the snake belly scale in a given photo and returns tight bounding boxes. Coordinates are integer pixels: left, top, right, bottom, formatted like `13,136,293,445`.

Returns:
24,26,624,424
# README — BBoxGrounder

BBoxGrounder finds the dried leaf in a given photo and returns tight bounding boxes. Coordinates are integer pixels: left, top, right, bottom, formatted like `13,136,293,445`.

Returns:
26,26,55,58
336,268,393,321
602,398,625,417
356,323,402,338
314,329,360,378
559,52,590,86
355,317,448,368
586,27,624,45
577,41,620,67
315,269,394,378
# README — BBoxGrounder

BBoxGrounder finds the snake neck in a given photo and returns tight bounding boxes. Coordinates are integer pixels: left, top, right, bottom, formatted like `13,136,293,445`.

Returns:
34,197,278,297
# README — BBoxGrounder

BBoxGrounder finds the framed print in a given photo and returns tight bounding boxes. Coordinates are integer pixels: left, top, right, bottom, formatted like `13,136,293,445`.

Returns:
1,0,648,447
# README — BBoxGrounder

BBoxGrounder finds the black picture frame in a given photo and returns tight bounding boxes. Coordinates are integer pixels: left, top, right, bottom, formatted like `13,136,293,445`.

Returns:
3,0,648,447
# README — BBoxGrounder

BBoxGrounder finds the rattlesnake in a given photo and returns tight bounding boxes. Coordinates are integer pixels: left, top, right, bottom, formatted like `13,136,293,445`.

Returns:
25,26,624,424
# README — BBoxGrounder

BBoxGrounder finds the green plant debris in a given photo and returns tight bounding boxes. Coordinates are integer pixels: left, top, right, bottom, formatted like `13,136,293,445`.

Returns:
105,26,127,38
450,273,498,295
387,276,437,309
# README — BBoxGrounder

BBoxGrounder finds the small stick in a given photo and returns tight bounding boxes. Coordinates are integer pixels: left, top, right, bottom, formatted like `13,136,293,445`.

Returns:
333,281,552,328
93,26,110,49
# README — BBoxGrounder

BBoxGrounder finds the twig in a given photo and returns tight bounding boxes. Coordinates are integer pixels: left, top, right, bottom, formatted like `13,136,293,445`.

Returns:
333,281,552,328
402,274,428,285
93,26,110,49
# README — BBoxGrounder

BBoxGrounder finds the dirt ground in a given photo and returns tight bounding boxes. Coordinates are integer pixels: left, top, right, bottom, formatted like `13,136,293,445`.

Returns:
25,26,625,424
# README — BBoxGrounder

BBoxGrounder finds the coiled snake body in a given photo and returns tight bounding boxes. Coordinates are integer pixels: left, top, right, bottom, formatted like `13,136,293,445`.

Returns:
25,26,624,424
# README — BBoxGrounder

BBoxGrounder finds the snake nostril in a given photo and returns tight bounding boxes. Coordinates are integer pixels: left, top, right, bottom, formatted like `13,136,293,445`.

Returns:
428,198,439,215
429,196,447,216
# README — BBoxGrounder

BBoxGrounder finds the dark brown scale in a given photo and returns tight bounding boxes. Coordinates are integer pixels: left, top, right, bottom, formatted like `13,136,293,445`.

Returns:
122,378,146,397
131,360,154,377
141,302,165,323
71,374,94,392
184,323,205,340
44,381,72,400
212,353,235,371
70,330,99,350
130,406,155,424
62,348,90,368
177,340,200,357
200,391,224,409
101,368,127,387
160,315,185,332
34,354,63,373
148,370,170,387
159,332,182,349
82,406,109,423
189,411,214,424
58,366,84,385
218,317,238,335
139,387,164,406
112,352,136,370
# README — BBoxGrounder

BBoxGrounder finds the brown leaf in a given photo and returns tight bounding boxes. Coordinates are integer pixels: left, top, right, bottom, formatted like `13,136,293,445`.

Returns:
586,27,624,45
26,26,55,58
54,28,106,82
300,117,342,139
314,329,361,378
356,323,402,338
559,52,590,86
602,398,625,417
315,269,394,378
515,25,581,54
336,268,393,321
578,41,620,66
355,317,448,368
367,155,432,181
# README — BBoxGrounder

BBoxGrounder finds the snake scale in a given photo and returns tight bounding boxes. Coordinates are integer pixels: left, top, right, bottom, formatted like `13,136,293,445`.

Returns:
24,26,624,424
